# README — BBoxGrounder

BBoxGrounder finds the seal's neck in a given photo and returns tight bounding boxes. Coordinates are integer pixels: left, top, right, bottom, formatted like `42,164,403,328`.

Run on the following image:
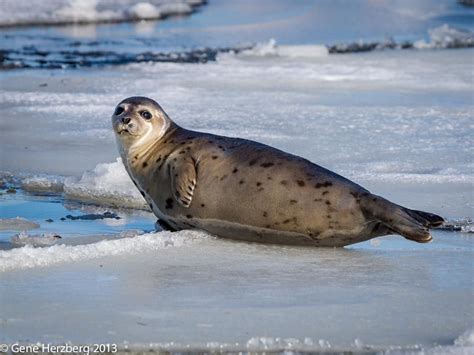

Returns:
123,122,179,169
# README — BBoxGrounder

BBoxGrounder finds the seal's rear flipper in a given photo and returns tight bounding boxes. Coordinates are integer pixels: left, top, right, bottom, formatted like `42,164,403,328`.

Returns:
360,193,444,243
403,209,444,228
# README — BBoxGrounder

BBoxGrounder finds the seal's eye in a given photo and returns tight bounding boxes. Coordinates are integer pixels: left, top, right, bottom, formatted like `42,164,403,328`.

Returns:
140,110,152,120
114,106,124,115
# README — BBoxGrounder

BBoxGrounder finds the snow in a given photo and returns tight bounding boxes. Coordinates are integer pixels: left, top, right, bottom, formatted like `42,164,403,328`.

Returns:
0,230,206,272
126,3,162,20
63,158,147,209
414,24,474,49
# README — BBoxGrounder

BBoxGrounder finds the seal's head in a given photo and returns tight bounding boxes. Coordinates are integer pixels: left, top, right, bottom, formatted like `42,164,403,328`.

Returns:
112,96,172,151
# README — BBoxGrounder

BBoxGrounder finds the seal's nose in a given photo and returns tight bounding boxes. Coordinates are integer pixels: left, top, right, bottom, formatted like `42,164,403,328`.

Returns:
122,116,131,125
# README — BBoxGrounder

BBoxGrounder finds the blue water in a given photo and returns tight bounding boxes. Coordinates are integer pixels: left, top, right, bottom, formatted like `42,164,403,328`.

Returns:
0,190,156,249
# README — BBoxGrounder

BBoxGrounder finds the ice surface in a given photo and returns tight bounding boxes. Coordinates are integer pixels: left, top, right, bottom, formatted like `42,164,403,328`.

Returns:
1,49,472,218
414,24,474,49
0,0,204,26
0,229,472,351
0,230,206,272
0,217,40,231
230,38,329,59
10,231,62,247
21,174,65,193
63,158,147,209
0,1,473,350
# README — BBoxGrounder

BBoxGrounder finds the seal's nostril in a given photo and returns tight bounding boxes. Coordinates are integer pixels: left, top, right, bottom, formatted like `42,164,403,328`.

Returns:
122,116,131,125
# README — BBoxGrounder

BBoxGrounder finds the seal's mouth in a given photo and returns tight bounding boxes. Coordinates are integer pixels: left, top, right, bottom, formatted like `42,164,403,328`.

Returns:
117,128,129,135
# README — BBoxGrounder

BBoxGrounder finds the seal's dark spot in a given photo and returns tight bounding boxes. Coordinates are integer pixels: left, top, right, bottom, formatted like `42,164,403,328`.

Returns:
218,145,225,151
283,219,291,224
327,215,331,219
181,142,186,145
232,168,238,173
314,198,322,202
212,155,218,160
260,162,274,168
142,162,148,168
149,203,153,209
249,159,257,166
186,214,192,219
372,198,377,202
220,174,228,181
239,179,245,185
290,199,298,205
208,140,214,144
265,224,271,228
256,182,262,186
315,181,332,188
179,150,185,154
267,176,272,180
280,180,288,186
173,158,177,162
156,156,162,163
175,173,178,178
325,200,331,205
263,211,268,217
362,192,369,197
322,191,329,196
296,180,305,187
201,204,205,207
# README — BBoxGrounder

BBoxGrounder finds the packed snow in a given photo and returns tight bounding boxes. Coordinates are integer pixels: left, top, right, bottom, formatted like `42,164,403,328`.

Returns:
63,158,147,209
0,230,206,272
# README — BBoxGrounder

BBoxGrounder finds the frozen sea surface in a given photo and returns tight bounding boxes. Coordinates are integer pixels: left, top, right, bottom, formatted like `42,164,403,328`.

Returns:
1,1,473,352
1,48,472,218
0,46,473,353
0,202,472,352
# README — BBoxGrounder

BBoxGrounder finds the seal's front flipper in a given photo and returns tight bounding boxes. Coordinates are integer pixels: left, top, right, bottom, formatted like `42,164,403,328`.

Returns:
170,157,197,208
155,219,178,232
360,193,444,243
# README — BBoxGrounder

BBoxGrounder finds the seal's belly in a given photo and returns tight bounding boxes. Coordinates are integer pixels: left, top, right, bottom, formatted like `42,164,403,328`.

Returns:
158,211,371,247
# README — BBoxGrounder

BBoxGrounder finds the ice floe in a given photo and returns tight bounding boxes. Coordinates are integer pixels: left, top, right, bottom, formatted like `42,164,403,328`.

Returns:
0,230,207,272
